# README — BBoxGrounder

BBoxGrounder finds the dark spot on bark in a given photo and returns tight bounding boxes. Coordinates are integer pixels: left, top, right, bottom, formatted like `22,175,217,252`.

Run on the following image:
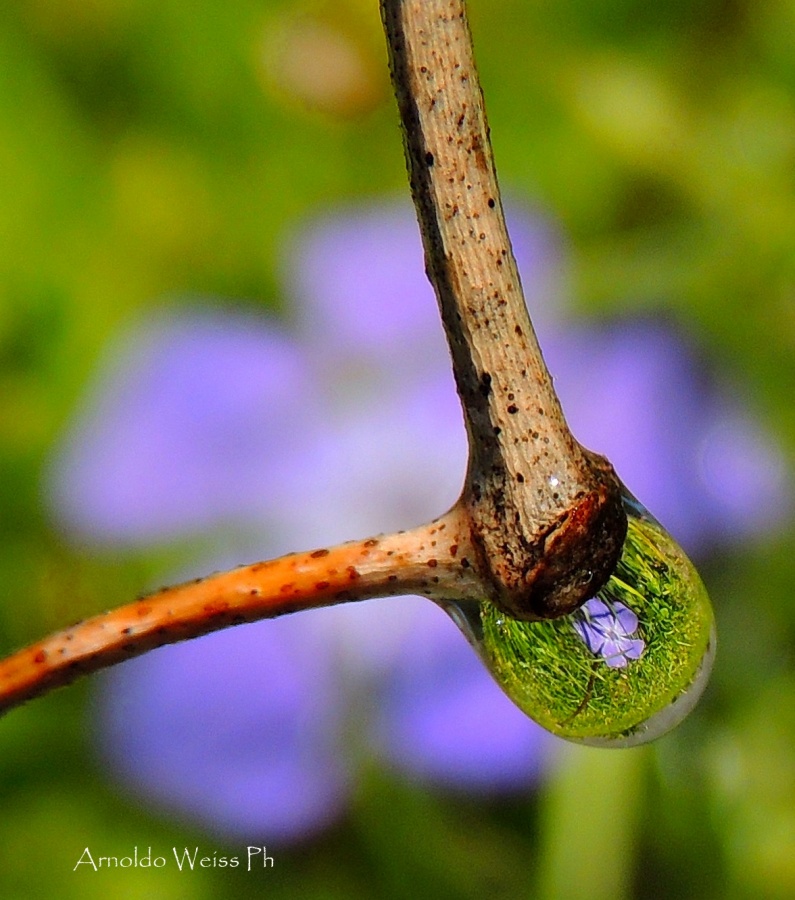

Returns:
122,627,133,635
315,581,331,591
479,371,492,396
450,544,459,557
507,404,518,414
461,558,471,568
425,151,435,166
428,559,438,568
137,605,152,617
33,650,47,664
347,566,361,581
310,548,330,558
280,583,295,594
388,574,398,582
488,197,495,208
517,473,525,483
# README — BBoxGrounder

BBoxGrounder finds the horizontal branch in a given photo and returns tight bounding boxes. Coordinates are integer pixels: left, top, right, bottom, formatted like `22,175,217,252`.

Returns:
0,508,482,715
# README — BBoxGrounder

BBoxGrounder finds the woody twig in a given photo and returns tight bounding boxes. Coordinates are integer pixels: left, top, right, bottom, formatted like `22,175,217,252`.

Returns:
0,0,626,717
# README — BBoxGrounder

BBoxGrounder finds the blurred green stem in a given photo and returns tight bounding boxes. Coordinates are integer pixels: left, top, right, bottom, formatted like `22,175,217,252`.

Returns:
536,747,647,900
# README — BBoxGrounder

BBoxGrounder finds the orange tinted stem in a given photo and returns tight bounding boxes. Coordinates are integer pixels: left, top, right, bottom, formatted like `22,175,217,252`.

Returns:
0,507,481,715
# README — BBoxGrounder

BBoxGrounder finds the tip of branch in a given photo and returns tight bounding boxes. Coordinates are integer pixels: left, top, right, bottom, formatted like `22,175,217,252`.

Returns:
477,454,628,622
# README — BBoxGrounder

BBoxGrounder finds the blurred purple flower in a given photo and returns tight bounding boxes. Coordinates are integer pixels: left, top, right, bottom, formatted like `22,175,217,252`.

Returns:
46,197,789,843
572,598,645,668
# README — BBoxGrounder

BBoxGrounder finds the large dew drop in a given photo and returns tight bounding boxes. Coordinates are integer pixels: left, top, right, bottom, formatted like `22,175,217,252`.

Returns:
445,495,715,747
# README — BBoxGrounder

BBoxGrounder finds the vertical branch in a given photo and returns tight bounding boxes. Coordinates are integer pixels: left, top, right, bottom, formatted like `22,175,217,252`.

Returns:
380,0,626,619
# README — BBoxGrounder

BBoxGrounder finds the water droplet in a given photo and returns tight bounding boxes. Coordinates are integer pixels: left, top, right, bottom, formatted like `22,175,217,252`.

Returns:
445,493,715,747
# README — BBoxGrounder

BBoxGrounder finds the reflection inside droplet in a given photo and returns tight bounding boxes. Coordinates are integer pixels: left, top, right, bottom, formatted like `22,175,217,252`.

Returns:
444,492,715,747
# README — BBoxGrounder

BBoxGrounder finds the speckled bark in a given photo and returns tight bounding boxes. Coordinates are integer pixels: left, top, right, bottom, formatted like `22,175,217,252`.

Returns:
380,0,626,619
0,508,481,715
0,0,631,719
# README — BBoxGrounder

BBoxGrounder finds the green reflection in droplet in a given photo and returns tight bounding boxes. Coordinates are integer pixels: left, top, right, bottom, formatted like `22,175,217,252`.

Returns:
448,498,715,747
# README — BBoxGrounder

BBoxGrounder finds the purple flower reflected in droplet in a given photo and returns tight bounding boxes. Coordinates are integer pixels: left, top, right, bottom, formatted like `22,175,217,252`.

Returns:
572,598,646,668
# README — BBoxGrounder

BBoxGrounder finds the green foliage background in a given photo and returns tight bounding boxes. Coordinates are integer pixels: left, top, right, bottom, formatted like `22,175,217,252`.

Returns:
1,0,794,897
